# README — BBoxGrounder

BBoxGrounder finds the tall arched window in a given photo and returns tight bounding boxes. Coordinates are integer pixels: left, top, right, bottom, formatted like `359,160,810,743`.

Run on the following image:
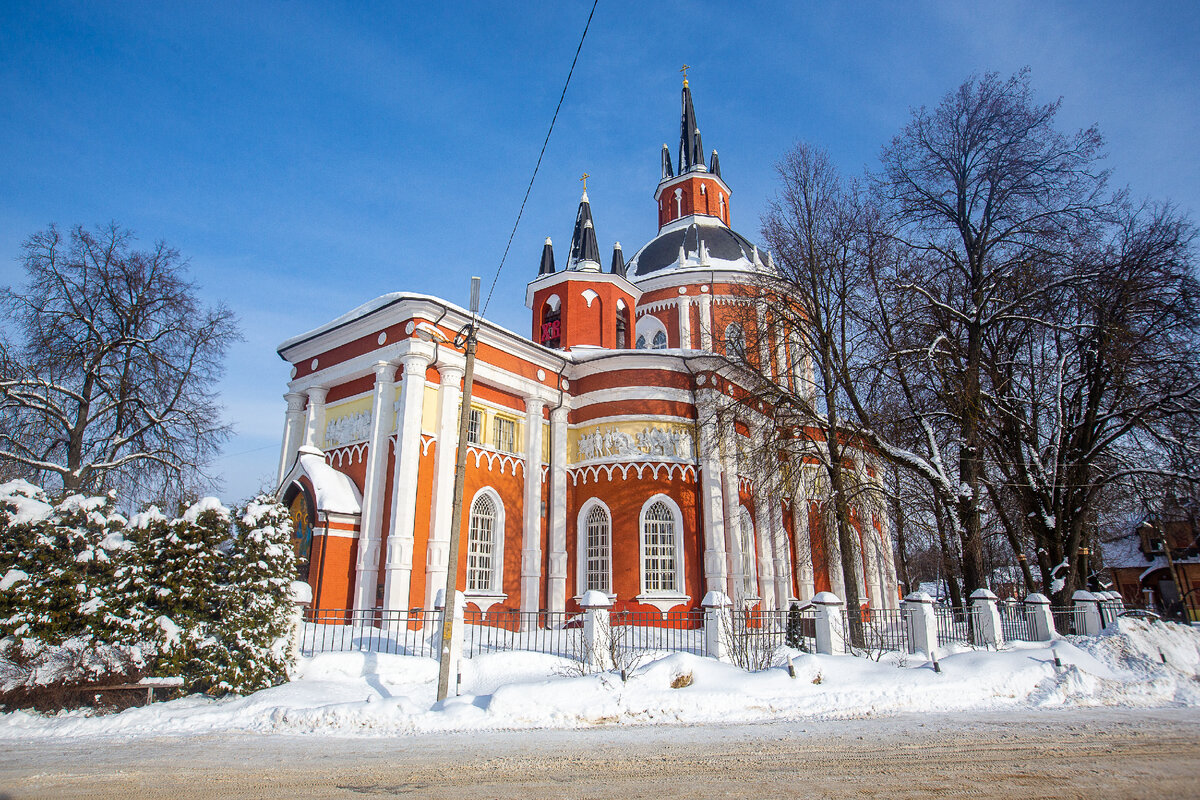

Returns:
584,503,611,593
642,501,677,592
652,330,668,350
636,334,647,349
540,294,562,349
467,492,499,592
724,323,745,358
738,506,758,600
616,300,630,349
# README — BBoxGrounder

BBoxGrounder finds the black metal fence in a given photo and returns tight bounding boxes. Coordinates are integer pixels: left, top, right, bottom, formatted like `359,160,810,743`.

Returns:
463,610,580,658
1051,606,1086,636
299,608,442,657
844,607,910,654
935,606,979,647
611,609,707,656
998,602,1037,642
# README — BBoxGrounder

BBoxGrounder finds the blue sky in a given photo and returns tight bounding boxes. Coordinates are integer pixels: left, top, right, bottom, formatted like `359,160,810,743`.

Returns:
2,1,1197,502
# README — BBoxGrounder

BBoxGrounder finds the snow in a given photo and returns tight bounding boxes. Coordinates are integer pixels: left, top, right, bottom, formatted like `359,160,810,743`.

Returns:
181,497,230,523
294,449,362,514
0,618,1195,741
0,480,52,525
0,569,29,591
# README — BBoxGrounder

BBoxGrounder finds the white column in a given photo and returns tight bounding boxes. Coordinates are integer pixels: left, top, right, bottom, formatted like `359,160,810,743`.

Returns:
547,406,569,613
752,482,776,611
875,511,899,609
303,386,328,449
860,511,883,611
769,494,791,608
677,297,692,349
756,305,773,379
383,350,432,610
826,513,847,601
792,496,815,602
353,361,397,610
277,391,308,486
718,417,746,603
520,397,545,615
698,292,713,350
697,392,728,595
424,363,464,610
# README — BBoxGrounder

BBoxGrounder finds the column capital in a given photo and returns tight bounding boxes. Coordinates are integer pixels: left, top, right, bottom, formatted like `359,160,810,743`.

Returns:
307,386,328,404
549,405,568,423
523,396,546,414
372,360,398,381
397,350,433,372
437,363,465,385
284,391,308,413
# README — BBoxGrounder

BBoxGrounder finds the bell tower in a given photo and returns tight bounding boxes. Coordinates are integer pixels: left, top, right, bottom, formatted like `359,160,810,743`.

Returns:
526,184,640,351
654,74,732,230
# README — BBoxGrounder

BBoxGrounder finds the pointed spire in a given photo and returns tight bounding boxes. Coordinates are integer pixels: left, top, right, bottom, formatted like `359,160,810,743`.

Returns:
661,143,674,179
538,237,556,276
709,149,721,178
678,79,706,173
610,242,625,276
568,191,601,271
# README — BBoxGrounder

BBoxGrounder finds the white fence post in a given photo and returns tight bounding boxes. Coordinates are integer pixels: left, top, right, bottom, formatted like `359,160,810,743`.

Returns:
1073,589,1102,636
434,588,465,677
1024,593,1055,641
812,591,845,655
902,591,939,655
970,588,1003,648
579,590,614,670
702,590,732,661
289,580,313,671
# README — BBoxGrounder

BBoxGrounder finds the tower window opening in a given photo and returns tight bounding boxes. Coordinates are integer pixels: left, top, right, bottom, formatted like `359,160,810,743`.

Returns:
541,296,562,348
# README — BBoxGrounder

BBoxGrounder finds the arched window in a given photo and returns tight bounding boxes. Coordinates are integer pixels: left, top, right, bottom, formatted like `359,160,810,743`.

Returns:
642,500,677,593
467,491,501,593
652,330,668,350
739,506,758,600
540,294,562,348
582,502,611,593
636,334,647,349
724,323,745,358
616,300,630,349
635,314,668,352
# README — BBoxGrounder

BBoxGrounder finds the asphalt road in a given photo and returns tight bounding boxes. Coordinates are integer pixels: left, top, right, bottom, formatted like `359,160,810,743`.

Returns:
2,707,1198,798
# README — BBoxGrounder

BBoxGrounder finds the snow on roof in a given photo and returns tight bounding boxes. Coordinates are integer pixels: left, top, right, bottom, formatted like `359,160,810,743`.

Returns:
290,448,362,515
1101,533,1150,569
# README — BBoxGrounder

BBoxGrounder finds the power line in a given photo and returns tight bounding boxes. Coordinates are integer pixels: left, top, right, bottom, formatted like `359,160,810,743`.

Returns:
480,0,599,317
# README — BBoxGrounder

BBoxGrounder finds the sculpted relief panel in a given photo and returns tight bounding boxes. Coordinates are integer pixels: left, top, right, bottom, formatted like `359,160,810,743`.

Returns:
574,423,694,463
325,410,373,448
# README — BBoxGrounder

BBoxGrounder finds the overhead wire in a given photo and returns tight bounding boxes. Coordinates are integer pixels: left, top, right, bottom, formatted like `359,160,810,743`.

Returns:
480,0,600,317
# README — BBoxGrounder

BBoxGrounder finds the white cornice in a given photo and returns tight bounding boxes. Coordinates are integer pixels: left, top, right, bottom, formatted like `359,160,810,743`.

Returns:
525,270,642,310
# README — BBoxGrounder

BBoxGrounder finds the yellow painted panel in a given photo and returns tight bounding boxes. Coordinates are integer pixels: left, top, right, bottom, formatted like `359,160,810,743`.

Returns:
421,384,439,435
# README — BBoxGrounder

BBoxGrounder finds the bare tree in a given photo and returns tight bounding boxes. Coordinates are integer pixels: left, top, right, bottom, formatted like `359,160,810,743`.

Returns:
0,223,239,501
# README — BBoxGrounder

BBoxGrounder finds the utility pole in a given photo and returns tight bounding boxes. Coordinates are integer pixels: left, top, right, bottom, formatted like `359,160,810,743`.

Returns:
436,277,480,702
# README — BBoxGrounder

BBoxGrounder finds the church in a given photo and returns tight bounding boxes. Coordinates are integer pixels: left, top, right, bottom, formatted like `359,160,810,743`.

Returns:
274,79,900,619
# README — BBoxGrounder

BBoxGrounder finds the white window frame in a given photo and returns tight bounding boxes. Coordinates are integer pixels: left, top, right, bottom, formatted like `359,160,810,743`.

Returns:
635,314,669,352
465,486,506,600
575,497,614,598
492,415,516,454
636,494,688,614
738,505,759,602
466,408,483,445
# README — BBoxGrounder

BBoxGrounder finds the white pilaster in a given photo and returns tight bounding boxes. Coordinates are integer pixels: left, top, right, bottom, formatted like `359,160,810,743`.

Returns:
521,397,545,615
769,494,791,608
697,391,728,594
792,496,815,602
547,406,569,613
718,417,746,603
383,350,432,610
303,386,328,449
677,297,692,350
277,391,308,487
698,292,713,350
424,363,464,610
752,481,776,611
353,361,397,610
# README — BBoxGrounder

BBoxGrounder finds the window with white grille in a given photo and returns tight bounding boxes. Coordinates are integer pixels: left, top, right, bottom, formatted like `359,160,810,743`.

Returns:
466,408,483,445
492,416,516,453
467,493,497,592
652,330,668,350
585,504,611,593
739,506,757,599
642,501,677,592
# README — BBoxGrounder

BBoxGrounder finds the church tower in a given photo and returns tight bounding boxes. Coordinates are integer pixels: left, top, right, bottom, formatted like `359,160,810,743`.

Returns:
654,77,732,230
526,188,640,350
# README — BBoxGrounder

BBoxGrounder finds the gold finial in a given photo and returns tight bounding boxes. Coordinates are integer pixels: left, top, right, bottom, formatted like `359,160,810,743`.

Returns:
580,172,590,191
680,64,690,86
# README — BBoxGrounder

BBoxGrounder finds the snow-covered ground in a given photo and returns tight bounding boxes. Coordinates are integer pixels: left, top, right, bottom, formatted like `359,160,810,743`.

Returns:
1,618,1196,741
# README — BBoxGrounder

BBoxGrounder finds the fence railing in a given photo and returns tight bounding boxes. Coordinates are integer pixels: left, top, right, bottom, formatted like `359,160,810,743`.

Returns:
1051,606,1086,636
463,610,580,658
612,609,707,656
935,606,979,647
299,608,442,657
844,607,910,653
998,602,1037,642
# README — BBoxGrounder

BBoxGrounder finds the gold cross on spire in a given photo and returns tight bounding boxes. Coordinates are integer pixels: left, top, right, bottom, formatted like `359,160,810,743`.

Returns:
580,172,590,191
680,64,690,86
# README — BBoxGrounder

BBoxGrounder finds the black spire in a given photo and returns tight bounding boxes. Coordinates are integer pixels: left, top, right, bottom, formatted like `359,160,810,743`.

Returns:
661,143,674,179
568,191,601,270
678,80,706,173
538,237,556,276
709,149,721,178
610,242,625,276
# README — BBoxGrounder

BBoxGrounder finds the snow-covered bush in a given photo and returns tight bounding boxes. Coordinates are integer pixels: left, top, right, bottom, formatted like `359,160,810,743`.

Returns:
205,496,296,694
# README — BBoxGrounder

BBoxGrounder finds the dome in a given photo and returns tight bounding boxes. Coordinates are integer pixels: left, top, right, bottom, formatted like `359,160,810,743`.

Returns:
625,217,764,281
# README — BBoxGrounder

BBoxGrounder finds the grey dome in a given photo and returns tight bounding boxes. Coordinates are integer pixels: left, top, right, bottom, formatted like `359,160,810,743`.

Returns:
625,219,763,281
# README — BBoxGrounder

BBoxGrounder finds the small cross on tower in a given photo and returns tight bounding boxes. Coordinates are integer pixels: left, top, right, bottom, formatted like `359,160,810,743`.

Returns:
580,172,590,192
680,64,690,85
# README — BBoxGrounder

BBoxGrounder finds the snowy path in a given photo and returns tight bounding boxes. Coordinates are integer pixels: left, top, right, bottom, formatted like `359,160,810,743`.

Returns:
2,708,1198,798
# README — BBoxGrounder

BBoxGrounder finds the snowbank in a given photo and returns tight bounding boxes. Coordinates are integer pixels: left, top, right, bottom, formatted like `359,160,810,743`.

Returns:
1,618,1196,740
